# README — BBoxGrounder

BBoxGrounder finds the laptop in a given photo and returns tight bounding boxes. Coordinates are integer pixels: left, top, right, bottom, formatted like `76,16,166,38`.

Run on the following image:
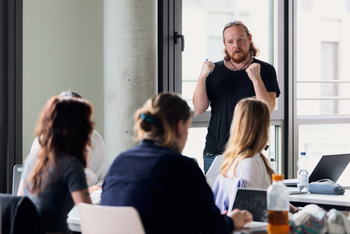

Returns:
284,153,350,187
232,188,268,222
205,155,224,188
12,164,23,195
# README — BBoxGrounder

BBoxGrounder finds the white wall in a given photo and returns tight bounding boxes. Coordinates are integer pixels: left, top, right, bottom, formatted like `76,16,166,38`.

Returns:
23,1,104,158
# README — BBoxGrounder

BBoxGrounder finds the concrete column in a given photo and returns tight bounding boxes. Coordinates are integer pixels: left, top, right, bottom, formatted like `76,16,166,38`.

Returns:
104,0,157,163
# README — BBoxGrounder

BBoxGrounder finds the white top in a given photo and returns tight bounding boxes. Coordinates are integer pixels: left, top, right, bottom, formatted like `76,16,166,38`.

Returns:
227,153,271,189
30,130,110,186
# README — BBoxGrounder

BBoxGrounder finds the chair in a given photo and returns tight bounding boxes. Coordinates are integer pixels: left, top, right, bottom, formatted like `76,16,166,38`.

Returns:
0,194,45,234
78,203,145,234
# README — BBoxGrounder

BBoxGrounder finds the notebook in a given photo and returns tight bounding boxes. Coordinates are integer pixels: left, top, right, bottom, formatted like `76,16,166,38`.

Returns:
284,153,350,187
232,188,268,222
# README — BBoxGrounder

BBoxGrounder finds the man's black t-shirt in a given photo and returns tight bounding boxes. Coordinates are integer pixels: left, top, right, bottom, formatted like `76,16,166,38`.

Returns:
205,58,280,154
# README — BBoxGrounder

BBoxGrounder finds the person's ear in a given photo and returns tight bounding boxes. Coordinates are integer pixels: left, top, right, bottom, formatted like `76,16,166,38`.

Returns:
249,34,252,44
176,120,184,138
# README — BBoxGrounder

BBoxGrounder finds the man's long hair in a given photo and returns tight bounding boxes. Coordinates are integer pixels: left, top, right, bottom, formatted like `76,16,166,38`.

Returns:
221,98,273,180
27,95,94,195
223,20,260,61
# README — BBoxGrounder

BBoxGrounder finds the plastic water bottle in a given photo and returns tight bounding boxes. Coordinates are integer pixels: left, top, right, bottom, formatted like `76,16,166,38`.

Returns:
297,152,308,192
267,174,289,234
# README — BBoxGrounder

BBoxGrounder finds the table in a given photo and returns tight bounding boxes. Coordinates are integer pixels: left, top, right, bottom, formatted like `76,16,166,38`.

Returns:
67,206,268,234
68,206,81,232
289,189,350,211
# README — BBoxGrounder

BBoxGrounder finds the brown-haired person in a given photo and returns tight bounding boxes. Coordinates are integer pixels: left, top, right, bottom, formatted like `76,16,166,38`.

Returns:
193,20,280,174
18,95,93,234
30,90,110,194
101,93,252,234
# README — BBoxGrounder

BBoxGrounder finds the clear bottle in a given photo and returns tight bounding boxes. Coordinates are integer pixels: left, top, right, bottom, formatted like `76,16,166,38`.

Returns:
267,174,289,234
297,152,308,192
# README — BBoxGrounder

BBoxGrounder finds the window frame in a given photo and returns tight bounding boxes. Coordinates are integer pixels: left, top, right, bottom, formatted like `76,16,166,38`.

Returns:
0,0,23,193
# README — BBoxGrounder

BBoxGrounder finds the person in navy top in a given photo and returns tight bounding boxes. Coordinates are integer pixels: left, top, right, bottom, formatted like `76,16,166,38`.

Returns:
101,92,252,234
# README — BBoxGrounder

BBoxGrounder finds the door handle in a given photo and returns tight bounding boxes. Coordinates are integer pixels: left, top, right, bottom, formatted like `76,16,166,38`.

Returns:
174,32,185,52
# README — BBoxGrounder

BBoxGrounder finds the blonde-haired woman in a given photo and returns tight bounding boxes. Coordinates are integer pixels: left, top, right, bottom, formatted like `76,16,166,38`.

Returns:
214,98,297,214
101,93,252,234
221,97,274,188
213,98,273,213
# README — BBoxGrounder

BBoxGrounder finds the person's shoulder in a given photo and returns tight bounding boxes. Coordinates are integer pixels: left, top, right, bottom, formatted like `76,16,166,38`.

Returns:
90,129,103,142
213,60,225,68
24,150,39,165
59,155,84,168
238,154,261,166
253,58,275,69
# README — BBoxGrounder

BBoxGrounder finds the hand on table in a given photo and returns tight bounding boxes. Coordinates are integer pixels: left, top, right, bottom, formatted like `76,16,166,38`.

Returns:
88,185,102,194
228,209,253,229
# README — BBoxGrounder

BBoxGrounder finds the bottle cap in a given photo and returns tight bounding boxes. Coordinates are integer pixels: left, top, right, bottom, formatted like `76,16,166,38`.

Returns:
301,152,306,156
272,174,284,181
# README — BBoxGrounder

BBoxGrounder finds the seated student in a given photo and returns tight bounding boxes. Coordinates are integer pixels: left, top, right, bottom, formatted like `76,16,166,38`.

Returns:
214,98,297,213
18,95,93,234
101,93,252,234
220,98,274,189
30,90,109,194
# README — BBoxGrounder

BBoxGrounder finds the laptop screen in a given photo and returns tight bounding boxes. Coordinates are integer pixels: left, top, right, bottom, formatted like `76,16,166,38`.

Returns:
12,164,23,195
232,188,268,222
309,154,350,184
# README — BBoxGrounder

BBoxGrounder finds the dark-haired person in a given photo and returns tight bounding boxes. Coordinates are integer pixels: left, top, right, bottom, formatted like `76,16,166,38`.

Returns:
30,90,109,194
101,93,252,234
18,95,93,234
192,20,280,173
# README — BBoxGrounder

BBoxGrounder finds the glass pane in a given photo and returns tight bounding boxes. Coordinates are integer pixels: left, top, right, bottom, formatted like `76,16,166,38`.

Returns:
184,125,281,173
182,0,272,109
299,124,350,185
182,127,207,172
296,0,350,116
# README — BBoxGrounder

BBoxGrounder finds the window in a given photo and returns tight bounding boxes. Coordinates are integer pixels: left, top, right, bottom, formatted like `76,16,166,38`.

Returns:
181,0,284,172
295,0,350,176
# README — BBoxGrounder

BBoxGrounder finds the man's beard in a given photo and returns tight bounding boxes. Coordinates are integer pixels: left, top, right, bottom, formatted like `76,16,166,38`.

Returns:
230,48,250,63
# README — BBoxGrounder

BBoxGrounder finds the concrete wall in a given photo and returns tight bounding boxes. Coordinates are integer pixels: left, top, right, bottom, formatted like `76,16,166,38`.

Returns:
23,0,104,158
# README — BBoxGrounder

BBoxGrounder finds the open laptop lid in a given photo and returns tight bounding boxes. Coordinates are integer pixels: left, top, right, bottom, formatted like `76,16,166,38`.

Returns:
205,155,223,188
284,153,350,187
232,188,268,222
12,164,23,195
308,153,350,184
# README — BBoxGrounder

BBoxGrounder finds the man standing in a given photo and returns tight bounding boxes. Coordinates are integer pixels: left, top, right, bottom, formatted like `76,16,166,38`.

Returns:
193,21,280,174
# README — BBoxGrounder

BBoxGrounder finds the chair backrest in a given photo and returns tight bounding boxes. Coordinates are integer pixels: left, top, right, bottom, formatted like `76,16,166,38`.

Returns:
12,164,23,195
78,203,145,234
0,194,45,234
